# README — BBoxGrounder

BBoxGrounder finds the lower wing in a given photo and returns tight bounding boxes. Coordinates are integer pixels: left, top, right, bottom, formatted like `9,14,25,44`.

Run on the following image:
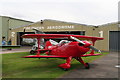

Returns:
81,53,101,57
22,55,68,58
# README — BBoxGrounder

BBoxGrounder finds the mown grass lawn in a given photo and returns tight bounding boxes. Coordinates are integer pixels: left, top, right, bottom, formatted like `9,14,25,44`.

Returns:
2,52,109,78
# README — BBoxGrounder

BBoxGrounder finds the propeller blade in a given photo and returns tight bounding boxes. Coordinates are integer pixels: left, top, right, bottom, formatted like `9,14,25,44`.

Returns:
88,45,101,53
70,36,85,45
70,36,101,53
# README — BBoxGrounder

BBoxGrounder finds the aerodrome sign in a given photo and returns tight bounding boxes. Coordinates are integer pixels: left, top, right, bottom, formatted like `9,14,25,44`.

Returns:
47,26,74,29
24,26,74,30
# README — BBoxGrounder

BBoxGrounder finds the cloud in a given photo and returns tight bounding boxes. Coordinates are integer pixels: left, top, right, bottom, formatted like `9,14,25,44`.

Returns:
0,0,119,25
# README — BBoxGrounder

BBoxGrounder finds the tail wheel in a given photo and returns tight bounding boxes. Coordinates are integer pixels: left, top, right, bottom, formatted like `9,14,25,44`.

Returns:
85,63,90,69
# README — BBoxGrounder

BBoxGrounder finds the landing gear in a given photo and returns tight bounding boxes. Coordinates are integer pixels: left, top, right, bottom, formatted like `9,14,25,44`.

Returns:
85,63,90,69
58,56,72,71
63,68,68,71
30,45,38,54
30,50,36,54
75,57,90,69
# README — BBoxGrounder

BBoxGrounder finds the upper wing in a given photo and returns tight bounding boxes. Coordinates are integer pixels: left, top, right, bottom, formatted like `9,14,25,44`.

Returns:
23,55,68,58
21,34,103,41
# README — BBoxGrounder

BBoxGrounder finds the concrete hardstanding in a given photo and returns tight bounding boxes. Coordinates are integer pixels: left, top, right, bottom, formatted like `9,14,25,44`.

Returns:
58,52,118,78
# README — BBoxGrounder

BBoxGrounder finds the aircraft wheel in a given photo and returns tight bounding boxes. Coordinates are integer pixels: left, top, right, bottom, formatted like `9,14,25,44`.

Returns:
85,63,90,69
30,50,35,54
63,68,68,71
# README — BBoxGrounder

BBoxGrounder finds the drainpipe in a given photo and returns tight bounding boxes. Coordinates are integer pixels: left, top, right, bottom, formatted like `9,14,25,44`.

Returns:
7,17,11,44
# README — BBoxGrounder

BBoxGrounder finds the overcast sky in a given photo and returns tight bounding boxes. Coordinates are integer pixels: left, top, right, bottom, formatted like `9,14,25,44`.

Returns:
0,0,119,25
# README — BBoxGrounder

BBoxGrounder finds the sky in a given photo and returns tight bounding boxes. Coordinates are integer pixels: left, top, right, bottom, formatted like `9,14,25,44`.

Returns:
0,0,119,25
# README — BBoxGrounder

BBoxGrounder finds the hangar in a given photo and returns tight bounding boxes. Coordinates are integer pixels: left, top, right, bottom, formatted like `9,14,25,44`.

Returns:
8,19,119,52
0,16,33,42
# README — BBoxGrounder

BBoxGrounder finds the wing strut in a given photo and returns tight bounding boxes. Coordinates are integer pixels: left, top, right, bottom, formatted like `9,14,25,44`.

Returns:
37,38,41,55
90,39,96,54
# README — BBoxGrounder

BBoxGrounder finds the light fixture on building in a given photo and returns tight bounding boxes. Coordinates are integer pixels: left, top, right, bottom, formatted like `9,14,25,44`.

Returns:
93,26,98,30
9,28,12,30
94,26,98,28
41,20,43,24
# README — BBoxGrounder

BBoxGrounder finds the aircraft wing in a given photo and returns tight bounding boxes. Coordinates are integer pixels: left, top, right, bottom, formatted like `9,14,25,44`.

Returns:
81,53,101,57
21,34,103,41
23,54,102,58
23,55,68,58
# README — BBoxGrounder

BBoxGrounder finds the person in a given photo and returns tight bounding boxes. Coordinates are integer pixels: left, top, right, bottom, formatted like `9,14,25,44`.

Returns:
7,39,12,50
2,37,6,45
8,39,11,45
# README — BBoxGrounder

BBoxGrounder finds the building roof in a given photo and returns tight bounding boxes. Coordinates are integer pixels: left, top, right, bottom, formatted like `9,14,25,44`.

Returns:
98,22,118,27
44,19,94,27
0,16,34,23
13,19,94,29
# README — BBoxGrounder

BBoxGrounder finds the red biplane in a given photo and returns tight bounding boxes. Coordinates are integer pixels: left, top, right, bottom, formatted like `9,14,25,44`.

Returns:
22,33,103,71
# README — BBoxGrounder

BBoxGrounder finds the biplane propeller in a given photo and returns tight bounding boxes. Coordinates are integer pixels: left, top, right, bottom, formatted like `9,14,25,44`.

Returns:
70,36,101,53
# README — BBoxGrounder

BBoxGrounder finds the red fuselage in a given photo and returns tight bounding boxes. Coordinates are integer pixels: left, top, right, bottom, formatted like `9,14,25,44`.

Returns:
46,41,91,57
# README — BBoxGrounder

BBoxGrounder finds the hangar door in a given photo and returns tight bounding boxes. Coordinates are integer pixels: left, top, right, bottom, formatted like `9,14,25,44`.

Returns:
109,31,120,52
17,32,34,46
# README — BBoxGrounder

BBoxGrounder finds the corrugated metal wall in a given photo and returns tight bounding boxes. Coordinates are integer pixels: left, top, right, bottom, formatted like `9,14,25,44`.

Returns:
0,16,2,45
109,31,120,52
1,16,33,42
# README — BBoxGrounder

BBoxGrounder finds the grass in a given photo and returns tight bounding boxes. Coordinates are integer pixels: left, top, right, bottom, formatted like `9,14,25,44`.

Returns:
2,52,109,78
